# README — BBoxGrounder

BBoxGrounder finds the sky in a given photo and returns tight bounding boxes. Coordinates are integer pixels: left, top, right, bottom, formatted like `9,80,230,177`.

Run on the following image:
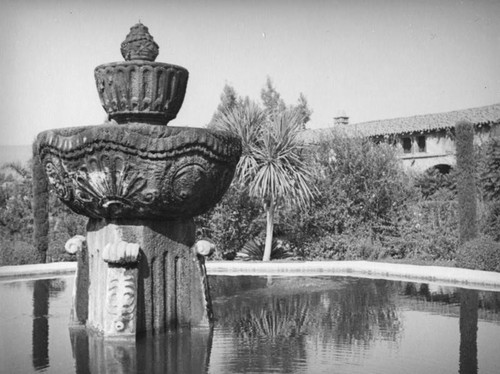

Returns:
0,0,499,145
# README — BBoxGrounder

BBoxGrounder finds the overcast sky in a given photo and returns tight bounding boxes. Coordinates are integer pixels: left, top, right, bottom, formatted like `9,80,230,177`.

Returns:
0,0,499,145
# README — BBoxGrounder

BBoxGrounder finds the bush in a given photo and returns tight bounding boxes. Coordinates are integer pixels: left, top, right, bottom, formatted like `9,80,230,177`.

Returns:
385,199,459,260
479,137,500,202
413,167,456,200
456,236,500,272
301,229,388,261
283,129,418,258
236,235,294,261
456,121,478,243
195,185,263,259
0,240,40,266
1,161,86,265
481,201,500,241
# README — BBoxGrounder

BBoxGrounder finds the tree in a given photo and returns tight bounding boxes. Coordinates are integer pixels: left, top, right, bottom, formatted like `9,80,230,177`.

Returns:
260,77,312,130
260,77,286,119
294,93,312,130
213,101,315,261
208,83,240,127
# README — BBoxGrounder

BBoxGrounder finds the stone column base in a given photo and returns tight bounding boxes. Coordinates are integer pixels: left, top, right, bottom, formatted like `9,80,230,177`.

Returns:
85,218,213,337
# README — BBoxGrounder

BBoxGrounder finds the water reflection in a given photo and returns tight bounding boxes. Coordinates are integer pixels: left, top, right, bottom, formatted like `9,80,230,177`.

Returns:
69,328,213,374
31,278,67,371
211,277,402,373
32,279,50,371
2,275,500,373
460,289,478,374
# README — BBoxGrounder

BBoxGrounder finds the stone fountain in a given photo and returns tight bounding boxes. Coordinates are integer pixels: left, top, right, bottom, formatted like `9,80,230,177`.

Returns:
33,23,241,338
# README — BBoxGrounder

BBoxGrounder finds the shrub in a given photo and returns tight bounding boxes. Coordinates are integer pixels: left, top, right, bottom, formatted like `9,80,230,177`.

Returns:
0,240,40,266
236,235,294,261
284,129,417,258
480,201,500,241
195,185,263,260
413,167,456,200
480,137,500,202
456,236,500,272
456,121,478,243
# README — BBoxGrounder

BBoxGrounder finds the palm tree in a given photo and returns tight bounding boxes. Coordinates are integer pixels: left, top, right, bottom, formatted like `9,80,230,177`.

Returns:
213,101,315,261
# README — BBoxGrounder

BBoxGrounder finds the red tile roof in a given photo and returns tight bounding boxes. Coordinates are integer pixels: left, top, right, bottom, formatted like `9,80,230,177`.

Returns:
351,103,500,136
302,103,500,143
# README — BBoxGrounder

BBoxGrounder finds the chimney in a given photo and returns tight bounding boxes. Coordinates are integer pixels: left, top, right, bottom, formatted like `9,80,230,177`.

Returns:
333,110,349,126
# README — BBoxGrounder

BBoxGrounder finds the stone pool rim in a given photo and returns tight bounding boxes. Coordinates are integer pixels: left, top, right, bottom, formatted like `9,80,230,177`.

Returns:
1,260,500,291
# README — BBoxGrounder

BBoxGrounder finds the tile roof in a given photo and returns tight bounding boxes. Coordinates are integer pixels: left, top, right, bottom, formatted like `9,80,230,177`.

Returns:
301,103,500,143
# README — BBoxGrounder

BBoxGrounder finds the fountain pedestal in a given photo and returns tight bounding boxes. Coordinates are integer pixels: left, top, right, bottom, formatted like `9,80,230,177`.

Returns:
86,218,212,336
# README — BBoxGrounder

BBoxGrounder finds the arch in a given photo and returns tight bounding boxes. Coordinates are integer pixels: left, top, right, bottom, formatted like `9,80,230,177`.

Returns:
428,163,453,175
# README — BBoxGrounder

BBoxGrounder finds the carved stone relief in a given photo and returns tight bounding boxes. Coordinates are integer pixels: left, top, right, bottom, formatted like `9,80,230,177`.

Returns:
35,124,241,219
104,267,137,337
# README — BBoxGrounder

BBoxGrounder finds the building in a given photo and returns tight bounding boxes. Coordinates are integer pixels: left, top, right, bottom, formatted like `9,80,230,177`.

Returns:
303,103,500,173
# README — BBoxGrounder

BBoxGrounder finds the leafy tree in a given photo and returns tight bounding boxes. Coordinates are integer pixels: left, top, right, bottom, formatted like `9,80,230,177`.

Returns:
213,101,315,261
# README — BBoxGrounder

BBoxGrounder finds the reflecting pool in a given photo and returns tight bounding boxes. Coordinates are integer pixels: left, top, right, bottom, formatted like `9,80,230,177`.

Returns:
1,274,499,373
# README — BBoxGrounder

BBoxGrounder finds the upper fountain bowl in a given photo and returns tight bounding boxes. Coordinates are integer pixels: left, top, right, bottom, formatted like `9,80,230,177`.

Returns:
36,124,241,220
94,23,189,126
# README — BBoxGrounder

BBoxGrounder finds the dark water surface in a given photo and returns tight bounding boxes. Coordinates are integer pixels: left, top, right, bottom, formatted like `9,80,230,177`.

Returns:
1,274,499,374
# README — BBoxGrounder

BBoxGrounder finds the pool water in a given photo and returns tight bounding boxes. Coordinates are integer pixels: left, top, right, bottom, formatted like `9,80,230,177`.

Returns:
0,274,499,374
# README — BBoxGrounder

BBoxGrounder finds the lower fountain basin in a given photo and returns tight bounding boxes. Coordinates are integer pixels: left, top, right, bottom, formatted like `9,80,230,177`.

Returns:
35,123,241,219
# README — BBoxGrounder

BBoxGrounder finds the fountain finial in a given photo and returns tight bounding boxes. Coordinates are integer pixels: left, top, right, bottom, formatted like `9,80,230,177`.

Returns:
120,23,159,61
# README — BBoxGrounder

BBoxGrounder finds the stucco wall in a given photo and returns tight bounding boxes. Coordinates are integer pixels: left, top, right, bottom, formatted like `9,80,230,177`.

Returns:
396,123,499,173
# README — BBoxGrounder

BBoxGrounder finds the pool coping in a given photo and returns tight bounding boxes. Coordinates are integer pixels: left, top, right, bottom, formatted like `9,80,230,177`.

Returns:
1,261,500,291
207,261,500,292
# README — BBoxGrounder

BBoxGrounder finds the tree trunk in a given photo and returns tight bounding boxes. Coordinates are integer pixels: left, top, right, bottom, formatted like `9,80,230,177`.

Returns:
262,199,275,262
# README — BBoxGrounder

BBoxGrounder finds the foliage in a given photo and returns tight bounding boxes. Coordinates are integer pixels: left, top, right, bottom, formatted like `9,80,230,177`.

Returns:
480,137,500,202
413,167,457,200
260,76,286,118
0,160,85,265
295,130,414,236
481,201,500,241
32,146,49,262
0,240,40,266
456,121,478,243
260,76,312,129
456,235,500,272
214,102,315,261
209,77,312,131
383,200,459,261
245,109,316,208
295,93,312,128
0,163,34,238
208,83,240,127
195,185,262,260
236,235,294,261
211,84,315,261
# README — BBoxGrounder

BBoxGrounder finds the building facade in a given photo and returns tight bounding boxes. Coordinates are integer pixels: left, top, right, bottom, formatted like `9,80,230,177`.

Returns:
303,103,500,173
